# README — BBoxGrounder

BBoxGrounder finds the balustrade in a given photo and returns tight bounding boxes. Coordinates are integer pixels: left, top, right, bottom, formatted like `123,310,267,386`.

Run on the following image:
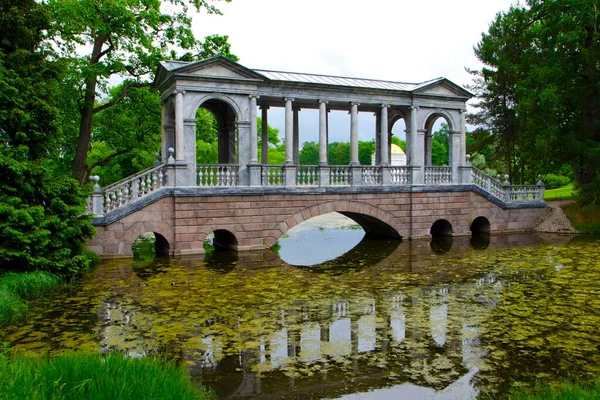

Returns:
262,165,285,186
197,165,239,187
424,167,452,185
361,167,382,185
390,167,410,185
330,166,351,185
297,166,319,186
102,165,167,214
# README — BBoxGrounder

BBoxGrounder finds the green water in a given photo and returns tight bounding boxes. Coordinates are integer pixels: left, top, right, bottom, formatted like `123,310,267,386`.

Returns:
2,229,600,399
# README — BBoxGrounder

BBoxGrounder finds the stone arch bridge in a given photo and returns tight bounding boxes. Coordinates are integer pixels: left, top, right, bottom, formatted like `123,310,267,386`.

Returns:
87,57,547,257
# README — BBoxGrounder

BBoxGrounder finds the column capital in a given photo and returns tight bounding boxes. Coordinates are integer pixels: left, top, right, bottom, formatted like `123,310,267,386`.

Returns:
380,103,390,109
350,102,360,107
409,105,419,111
260,105,270,110
318,99,328,105
293,106,301,112
459,108,467,114
249,94,260,100
173,90,186,96
283,97,295,102
417,128,427,134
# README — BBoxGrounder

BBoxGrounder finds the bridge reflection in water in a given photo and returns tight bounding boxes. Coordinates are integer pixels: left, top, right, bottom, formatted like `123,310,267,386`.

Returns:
45,232,546,400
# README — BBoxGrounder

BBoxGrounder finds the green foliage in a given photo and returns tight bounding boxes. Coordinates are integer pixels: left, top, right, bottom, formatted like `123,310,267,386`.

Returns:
468,0,600,194
562,202,600,234
0,272,62,301
391,136,406,152
510,375,600,400
544,184,575,201
328,142,350,165
432,123,449,166
543,174,572,190
0,351,212,400
257,117,281,148
0,271,62,327
0,0,95,275
358,141,375,165
299,141,319,165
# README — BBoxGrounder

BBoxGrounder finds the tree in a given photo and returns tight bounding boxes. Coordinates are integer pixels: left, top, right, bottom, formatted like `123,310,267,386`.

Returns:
432,123,449,166
299,141,319,165
358,140,375,165
47,0,230,184
328,142,350,166
469,0,600,198
0,0,95,274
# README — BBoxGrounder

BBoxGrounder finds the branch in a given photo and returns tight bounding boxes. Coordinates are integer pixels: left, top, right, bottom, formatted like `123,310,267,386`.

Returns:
92,81,149,114
86,147,133,176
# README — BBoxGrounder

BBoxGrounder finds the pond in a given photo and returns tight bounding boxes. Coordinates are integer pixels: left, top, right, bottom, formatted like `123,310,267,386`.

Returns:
2,213,600,399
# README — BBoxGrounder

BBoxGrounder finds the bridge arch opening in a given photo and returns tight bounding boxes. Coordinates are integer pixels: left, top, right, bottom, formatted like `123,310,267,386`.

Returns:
196,99,238,165
211,229,238,251
424,114,452,167
132,232,170,260
430,219,453,237
470,216,491,234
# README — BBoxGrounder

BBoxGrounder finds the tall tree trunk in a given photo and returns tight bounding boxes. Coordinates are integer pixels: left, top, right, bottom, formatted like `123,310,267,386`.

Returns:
72,32,107,185
580,21,598,185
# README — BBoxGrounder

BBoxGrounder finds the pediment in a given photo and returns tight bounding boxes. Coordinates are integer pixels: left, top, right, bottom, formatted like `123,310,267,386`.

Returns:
413,78,473,98
174,56,265,81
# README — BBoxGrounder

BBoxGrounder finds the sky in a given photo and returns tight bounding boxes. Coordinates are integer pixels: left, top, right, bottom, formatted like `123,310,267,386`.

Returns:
190,0,517,144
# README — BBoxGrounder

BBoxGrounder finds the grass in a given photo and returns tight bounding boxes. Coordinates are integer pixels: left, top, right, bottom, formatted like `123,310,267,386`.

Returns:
510,376,600,399
0,271,62,327
562,202,600,234
544,183,575,201
0,350,212,400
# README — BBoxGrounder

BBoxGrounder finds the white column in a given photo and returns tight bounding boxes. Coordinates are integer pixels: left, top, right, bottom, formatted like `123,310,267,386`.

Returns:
380,104,390,165
293,107,300,164
350,102,360,165
161,101,167,163
410,106,419,166
249,95,259,164
319,100,328,165
261,106,269,164
460,109,467,163
284,97,294,165
375,112,381,165
175,91,184,161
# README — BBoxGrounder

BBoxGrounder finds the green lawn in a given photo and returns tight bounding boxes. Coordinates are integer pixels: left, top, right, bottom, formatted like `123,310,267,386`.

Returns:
510,376,600,400
544,183,575,201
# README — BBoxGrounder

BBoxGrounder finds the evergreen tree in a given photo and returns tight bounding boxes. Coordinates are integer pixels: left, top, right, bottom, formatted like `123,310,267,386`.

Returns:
0,0,95,274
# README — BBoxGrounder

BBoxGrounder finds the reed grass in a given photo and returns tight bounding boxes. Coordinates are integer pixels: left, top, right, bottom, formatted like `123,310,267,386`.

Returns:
510,376,600,399
0,351,212,400
0,271,62,326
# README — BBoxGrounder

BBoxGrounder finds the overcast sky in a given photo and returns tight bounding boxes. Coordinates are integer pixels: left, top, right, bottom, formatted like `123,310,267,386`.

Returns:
191,0,517,144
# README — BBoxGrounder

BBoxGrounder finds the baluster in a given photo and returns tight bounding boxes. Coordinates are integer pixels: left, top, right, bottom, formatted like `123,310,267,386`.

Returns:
104,193,111,212
111,191,118,210
140,175,146,194
226,168,231,186
198,167,204,187
158,168,164,187
123,185,130,205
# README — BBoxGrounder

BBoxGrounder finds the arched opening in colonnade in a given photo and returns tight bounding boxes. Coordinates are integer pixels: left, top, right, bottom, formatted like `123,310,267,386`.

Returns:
389,115,408,166
195,99,238,166
423,114,452,167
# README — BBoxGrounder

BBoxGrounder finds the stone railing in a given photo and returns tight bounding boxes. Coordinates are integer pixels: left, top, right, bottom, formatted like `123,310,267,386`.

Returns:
88,164,168,216
262,165,285,186
472,168,505,199
424,166,452,185
390,167,410,185
197,164,239,187
330,166,351,185
297,166,319,186
361,166,382,185
471,167,545,203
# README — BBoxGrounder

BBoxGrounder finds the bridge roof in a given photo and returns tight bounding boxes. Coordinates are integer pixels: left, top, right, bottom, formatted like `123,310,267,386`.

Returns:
155,56,473,98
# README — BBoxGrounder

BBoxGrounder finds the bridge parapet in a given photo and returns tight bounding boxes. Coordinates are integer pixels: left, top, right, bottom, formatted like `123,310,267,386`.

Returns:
87,160,545,219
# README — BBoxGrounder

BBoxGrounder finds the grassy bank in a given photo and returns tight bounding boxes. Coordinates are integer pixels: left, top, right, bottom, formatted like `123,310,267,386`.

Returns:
0,350,211,400
562,202,600,234
544,183,575,201
0,271,62,326
510,376,600,399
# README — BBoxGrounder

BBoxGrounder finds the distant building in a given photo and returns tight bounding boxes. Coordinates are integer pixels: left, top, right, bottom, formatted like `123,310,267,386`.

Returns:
371,144,406,166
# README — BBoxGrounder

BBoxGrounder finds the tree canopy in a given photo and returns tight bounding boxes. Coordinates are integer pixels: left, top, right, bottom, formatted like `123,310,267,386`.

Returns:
468,0,600,202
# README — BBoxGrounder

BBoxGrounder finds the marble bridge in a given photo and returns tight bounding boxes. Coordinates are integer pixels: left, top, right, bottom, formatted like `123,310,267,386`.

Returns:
87,56,547,258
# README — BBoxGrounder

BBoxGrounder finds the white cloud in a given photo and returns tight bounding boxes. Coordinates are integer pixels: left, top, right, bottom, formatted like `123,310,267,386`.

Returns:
191,0,516,143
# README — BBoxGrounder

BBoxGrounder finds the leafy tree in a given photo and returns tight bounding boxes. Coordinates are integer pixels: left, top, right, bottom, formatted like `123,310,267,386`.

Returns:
328,142,350,166
432,123,449,166
46,0,230,184
391,136,407,152
358,140,375,165
469,0,600,199
0,0,95,274
299,141,319,165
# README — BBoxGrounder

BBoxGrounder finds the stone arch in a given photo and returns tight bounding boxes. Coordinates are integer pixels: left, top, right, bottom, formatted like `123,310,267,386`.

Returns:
277,201,403,241
190,94,243,165
470,216,491,234
421,109,457,168
213,229,238,250
420,108,457,132
121,220,174,257
430,219,453,237
188,93,244,122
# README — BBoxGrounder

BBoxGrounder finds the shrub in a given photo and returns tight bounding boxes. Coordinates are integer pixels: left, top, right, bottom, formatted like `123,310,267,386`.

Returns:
542,173,571,190
0,271,62,300
0,289,27,326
